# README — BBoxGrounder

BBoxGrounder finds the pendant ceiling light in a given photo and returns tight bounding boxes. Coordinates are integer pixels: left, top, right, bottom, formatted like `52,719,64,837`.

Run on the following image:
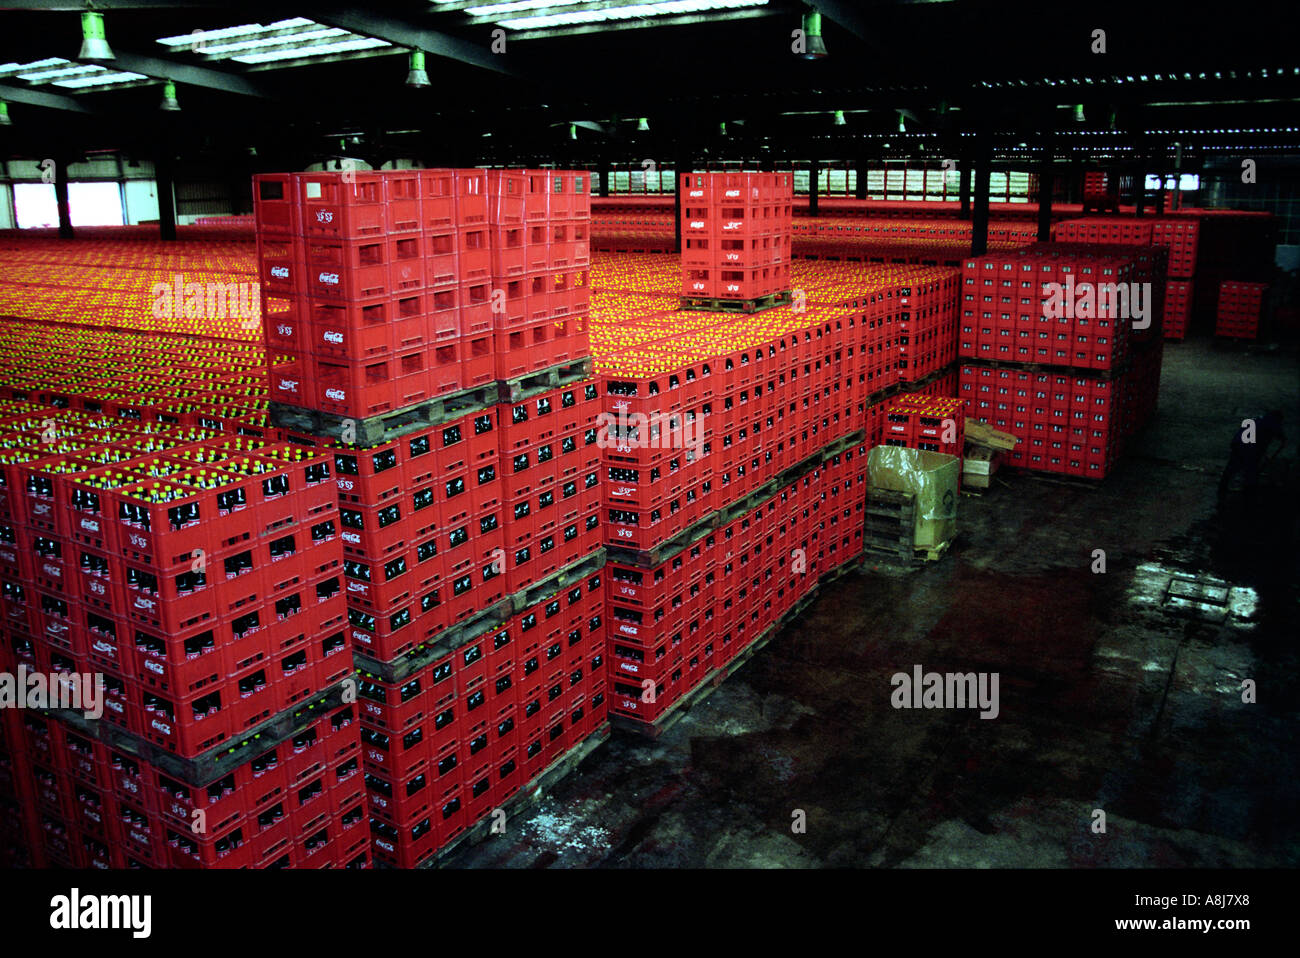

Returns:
159,80,180,112
800,10,828,60
79,10,114,60
406,49,430,88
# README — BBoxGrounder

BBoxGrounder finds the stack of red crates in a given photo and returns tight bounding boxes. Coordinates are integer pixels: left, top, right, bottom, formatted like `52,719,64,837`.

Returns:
1053,218,1155,246
257,171,609,869
606,440,866,726
1163,280,1193,340
356,555,606,868
1082,171,1119,209
596,267,923,732
1150,220,1199,280
959,244,1157,371
597,264,962,555
895,273,961,382
6,702,367,869
1055,217,1198,339
880,394,966,456
496,380,603,593
309,409,508,664
487,170,592,380
255,169,497,419
0,411,369,868
958,242,1165,478
959,364,1124,477
681,172,793,301
285,381,608,870
1215,280,1267,339
598,314,869,552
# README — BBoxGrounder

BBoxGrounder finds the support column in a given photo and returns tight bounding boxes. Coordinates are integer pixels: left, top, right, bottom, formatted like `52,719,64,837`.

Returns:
156,149,177,241
54,156,73,240
808,158,820,217
1036,152,1054,243
970,134,990,256
959,159,972,219
854,156,867,200
673,154,684,254
1134,155,1146,218
1154,142,1167,215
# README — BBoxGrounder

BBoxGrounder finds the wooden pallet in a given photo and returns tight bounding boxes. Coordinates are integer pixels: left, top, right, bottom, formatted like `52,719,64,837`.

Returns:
409,725,610,869
961,356,1130,381
862,531,915,562
894,360,961,394
1015,468,1105,489
605,511,721,570
269,382,497,447
497,357,594,404
678,290,793,314
46,678,353,787
862,535,952,565
915,538,951,562
353,598,514,684
861,488,955,565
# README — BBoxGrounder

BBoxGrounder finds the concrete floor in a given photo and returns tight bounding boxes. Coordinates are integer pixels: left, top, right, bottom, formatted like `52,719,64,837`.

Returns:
449,338,1300,869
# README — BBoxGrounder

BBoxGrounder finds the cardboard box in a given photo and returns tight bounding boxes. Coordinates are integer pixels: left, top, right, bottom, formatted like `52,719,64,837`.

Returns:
868,446,959,548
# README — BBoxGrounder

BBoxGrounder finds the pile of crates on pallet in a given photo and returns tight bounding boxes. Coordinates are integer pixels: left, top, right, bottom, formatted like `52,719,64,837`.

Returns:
1215,280,1268,340
592,251,947,733
0,404,367,869
1055,211,1276,341
1054,216,1196,340
606,437,867,726
256,168,609,869
588,251,963,455
1081,171,1120,212
1150,220,1198,340
880,395,966,456
958,242,1166,478
486,170,591,380
681,172,792,303
256,169,498,418
891,271,961,385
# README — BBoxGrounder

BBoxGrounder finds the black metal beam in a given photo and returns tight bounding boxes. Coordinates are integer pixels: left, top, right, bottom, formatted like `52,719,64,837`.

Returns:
6,1,221,7
312,7,516,77
82,51,268,98
0,84,92,114
810,1,892,58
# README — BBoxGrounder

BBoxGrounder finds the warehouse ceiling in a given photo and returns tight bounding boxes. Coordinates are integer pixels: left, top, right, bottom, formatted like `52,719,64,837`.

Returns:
1,0,1299,167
